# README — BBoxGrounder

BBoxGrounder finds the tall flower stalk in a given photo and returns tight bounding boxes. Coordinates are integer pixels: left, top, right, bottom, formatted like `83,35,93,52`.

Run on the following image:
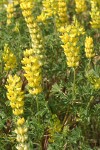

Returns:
6,75,29,150
20,0,44,116
20,0,44,57
60,18,85,101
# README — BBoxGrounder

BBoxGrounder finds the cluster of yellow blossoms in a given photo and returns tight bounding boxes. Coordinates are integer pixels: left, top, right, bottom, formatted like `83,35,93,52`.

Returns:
20,0,34,25
6,1,15,25
6,0,19,25
51,0,58,16
20,0,43,95
6,75,24,116
60,19,85,68
20,0,43,56
90,0,100,28
13,0,19,6
15,118,28,150
20,0,34,42
37,0,68,29
6,75,28,150
21,49,42,95
85,36,95,58
37,0,57,22
58,0,68,23
30,22,44,57
56,0,68,30
2,44,17,71
75,0,87,13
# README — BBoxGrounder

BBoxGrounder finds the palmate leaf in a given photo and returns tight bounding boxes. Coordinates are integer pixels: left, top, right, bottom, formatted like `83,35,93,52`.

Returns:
51,83,62,94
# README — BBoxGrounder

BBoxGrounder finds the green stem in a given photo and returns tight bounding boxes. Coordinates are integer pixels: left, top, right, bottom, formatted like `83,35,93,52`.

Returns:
31,96,34,117
62,68,76,129
87,96,94,109
72,68,76,101
35,96,40,121
36,96,39,113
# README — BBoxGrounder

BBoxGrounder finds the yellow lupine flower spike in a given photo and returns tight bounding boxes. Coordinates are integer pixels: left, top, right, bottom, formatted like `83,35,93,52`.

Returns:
20,0,44,57
22,49,42,95
60,19,85,68
15,124,29,149
75,0,87,13
6,73,29,149
37,0,54,22
6,1,15,25
58,0,68,23
6,74,24,116
85,36,95,58
90,0,100,29
2,44,17,71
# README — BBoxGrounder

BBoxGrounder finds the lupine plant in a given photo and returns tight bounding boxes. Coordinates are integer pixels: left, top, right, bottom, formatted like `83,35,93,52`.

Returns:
0,0,100,150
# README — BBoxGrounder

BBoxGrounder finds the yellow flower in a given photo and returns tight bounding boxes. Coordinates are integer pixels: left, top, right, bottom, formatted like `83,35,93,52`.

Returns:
90,0,100,28
16,134,28,143
16,143,28,150
22,50,42,95
60,29,80,67
85,36,95,58
10,101,24,109
13,108,24,116
37,13,46,22
15,126,28,135
2,44,17,71
75,0,87,13
29,87,42,95
16,118,25,126
59,19,85,68
6,2,15,25
15,125,28,147
6,75,24,116
57,0,68,23
14,0,19,6
37,0,58,22
20,0,44,56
